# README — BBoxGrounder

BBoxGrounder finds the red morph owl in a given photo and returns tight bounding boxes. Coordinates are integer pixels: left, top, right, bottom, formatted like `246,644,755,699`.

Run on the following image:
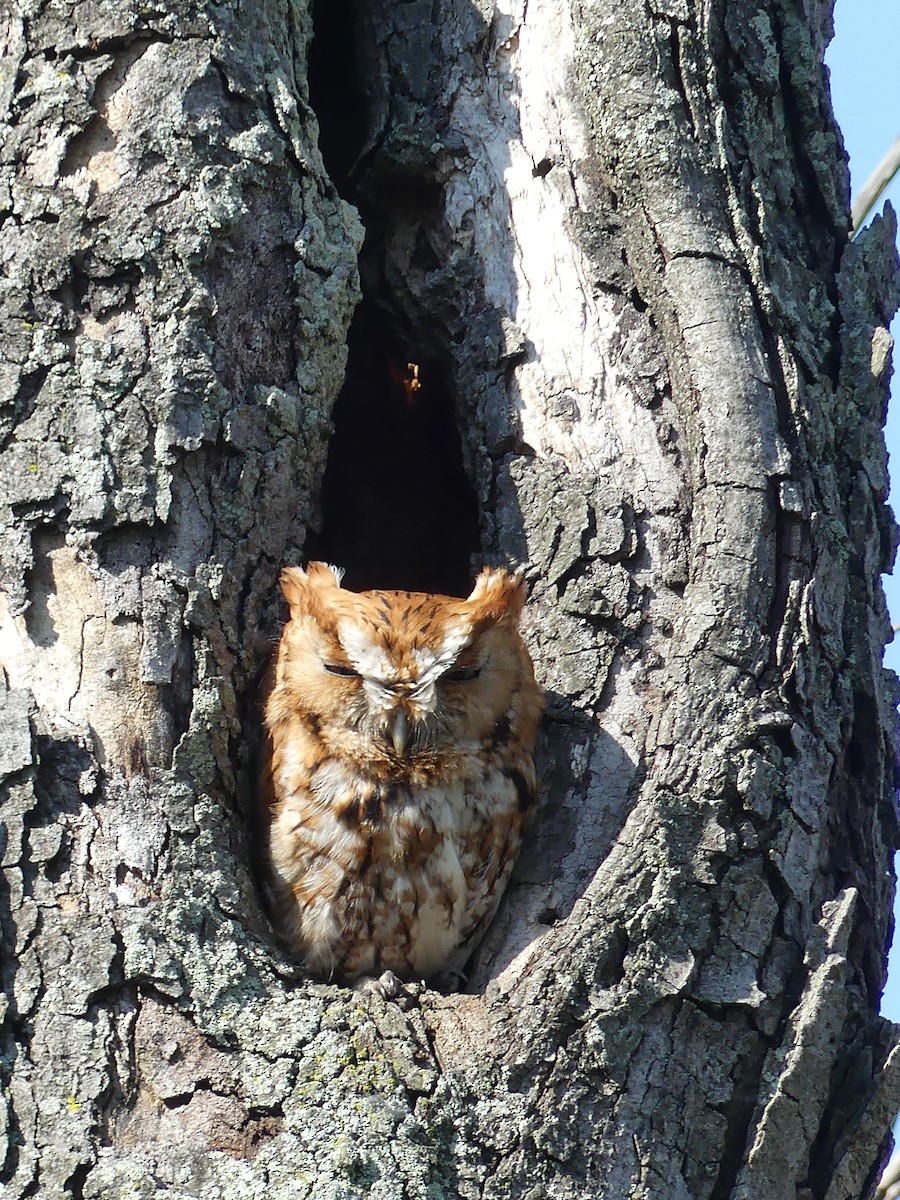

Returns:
258,562,543,988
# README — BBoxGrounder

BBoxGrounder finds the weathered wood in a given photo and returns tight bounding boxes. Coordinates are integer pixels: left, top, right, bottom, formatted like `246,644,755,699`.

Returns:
1,0,897,1196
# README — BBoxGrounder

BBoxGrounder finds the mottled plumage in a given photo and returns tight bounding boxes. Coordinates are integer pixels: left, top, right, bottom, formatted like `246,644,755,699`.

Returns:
258,562,542,985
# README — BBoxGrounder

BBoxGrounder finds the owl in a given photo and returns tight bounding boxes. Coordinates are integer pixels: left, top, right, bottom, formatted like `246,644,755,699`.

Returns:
258,561,543,989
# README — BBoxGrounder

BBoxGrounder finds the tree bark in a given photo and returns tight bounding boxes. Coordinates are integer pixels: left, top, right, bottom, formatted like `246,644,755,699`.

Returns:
1,0,898,1197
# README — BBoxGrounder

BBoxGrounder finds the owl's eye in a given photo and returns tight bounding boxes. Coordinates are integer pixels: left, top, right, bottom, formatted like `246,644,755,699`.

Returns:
324,662,359,678
442,665,481,683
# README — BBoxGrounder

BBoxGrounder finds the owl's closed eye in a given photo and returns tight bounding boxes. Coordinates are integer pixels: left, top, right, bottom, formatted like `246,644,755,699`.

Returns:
258,562,543,985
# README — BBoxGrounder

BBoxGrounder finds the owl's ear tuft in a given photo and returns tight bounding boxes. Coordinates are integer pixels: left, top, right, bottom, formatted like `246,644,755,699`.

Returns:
279,566,311,614
280,562,345,614
466,567,526,623
305,561,345,588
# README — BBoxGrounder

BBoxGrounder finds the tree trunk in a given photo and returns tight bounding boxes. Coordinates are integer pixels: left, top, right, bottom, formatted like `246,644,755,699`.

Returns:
1,0,898,1196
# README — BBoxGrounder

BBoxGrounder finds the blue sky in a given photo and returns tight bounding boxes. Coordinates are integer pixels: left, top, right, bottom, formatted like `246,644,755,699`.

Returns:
826,0,900,1020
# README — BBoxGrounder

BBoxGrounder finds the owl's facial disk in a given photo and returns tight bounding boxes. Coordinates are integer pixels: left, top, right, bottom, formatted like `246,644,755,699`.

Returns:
278,562,527,757
332,615,477,753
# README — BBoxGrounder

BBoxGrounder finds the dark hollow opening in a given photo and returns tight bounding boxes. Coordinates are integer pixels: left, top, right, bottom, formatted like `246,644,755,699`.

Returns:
307,0,367,193
305,0,481,597
306,301,480,596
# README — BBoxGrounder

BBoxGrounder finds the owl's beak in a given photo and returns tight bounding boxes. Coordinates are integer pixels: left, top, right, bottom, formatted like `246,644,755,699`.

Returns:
390,710,409,755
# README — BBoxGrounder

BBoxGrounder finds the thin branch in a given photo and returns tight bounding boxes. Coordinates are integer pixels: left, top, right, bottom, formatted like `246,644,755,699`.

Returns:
852,133,900,234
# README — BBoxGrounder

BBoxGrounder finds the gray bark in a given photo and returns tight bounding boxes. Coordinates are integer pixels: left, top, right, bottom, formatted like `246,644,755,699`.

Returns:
1,0,898,1197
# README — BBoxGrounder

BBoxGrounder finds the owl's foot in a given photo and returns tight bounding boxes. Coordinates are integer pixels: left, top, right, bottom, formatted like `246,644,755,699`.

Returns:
354,969,403,1000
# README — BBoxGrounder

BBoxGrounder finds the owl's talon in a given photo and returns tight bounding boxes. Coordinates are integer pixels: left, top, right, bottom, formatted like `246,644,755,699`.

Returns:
355,970,403,1000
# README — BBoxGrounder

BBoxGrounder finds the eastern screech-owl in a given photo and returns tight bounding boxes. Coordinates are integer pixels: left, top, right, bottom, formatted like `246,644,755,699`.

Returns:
259,562,543,985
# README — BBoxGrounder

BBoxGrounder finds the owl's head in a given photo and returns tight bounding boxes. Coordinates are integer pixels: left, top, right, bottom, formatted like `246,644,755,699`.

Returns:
271,562,535,760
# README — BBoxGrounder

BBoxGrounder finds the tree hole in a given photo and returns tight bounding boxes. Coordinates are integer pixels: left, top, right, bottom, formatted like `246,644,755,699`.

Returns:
307,0,366,195
305,0,481,597
306,301,481,596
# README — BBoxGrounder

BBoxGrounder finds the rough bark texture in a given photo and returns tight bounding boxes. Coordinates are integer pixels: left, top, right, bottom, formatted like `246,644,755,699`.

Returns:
1,0,898,1197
